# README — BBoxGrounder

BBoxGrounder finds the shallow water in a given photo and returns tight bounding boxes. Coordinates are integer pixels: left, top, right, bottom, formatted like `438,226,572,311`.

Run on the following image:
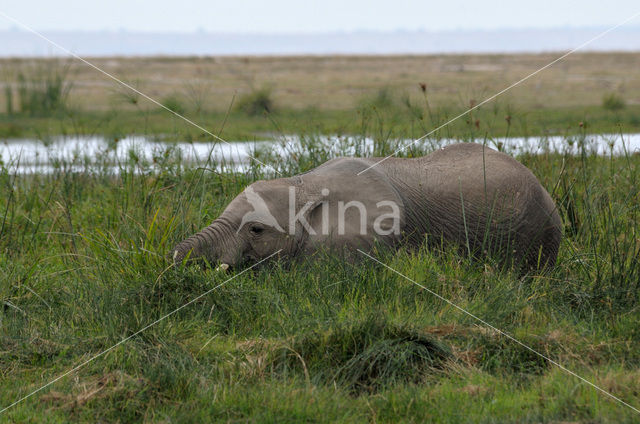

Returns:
1,133,639,174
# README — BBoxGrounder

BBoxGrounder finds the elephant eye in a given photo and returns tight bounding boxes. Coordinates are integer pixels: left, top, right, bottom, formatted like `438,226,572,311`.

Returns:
249,225,264,235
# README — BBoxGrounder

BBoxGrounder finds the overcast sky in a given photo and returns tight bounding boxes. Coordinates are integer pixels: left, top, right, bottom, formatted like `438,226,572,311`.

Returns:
1,1,639,33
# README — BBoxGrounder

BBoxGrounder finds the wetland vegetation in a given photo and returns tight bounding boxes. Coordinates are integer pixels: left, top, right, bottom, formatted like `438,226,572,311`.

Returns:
1,53,640,422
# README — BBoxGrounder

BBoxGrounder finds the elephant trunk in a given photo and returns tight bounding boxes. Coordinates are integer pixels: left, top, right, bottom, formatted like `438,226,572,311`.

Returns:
172,217,240,267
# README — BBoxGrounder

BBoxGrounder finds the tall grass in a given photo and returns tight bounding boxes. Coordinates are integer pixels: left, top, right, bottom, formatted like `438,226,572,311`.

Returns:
160,94,186,115
3,84,13,116
602,92,626,111
10,60,73,116
2,128,640,421
236,86,275,116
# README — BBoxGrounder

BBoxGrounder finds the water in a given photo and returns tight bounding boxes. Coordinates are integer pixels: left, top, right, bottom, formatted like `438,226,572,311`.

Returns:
0,136,291,174
1,133,639,174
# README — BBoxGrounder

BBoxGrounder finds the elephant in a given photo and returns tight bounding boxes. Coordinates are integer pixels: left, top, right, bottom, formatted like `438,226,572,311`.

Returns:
172,143,562,273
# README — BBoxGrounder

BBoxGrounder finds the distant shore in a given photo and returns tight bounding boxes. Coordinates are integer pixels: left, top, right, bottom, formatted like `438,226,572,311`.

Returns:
2,27,640,57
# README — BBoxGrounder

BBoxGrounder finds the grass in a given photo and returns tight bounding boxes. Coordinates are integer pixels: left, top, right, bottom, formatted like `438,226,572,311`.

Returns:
236,86,275,116
602,92,626,111
2,124,640,422
2,101,640,142
160,94,186,115
2,52,640,421
2,52,640,140
7,59,72,117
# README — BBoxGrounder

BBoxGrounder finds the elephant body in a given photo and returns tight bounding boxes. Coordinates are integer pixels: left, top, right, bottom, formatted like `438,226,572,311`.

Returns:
173,143,562,272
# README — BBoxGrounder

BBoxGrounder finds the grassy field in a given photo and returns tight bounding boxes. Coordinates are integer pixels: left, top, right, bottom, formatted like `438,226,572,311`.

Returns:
2,132,640,422
2,53,640,422
1,53,640,140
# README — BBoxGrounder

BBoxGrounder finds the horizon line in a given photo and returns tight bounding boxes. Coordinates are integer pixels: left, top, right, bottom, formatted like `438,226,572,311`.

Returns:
3,25,640,36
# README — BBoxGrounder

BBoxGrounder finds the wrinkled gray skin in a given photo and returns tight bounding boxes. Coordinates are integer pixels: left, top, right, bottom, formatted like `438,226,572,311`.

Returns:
173,143,562,272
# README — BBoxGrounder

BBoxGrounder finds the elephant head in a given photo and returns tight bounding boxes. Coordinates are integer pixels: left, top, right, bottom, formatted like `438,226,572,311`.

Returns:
172,161,405,269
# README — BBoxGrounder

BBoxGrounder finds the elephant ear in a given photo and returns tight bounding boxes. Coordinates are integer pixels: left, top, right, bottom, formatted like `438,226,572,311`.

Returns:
300,159,405,252
241,178,323,246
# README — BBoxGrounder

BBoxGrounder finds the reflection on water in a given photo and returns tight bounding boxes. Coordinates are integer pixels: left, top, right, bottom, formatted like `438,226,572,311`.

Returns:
1,133,639,174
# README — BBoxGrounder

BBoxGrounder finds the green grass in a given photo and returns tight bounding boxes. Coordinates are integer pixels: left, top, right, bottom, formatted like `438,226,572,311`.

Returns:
2,96,640,142
3,60,73,118
2,130,640,422
1,62,639,142
235,86,276,116
602,93,626,112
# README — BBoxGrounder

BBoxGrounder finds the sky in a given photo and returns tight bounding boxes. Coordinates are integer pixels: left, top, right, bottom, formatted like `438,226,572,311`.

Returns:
1,0,639,33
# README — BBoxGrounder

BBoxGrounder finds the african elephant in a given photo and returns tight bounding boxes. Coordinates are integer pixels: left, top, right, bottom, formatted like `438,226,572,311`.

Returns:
172,143,562,273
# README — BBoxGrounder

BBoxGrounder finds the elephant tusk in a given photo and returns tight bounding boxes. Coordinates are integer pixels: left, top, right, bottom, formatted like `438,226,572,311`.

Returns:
216,263,229,272
173,250,179,261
